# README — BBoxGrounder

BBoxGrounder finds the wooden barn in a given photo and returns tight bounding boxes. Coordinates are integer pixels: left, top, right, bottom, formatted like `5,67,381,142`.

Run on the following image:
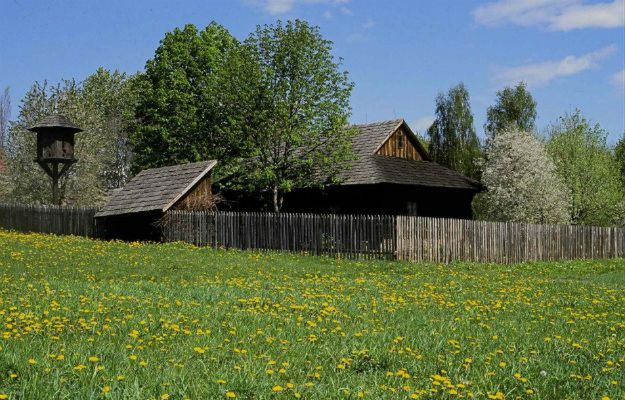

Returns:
95,160,217,241
225,119,483,218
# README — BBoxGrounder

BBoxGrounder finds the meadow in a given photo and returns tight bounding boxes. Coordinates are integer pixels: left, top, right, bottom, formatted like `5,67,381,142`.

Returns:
0,230,623,400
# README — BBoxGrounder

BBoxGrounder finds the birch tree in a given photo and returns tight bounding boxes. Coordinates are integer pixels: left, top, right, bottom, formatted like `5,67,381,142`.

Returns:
427,83,482,180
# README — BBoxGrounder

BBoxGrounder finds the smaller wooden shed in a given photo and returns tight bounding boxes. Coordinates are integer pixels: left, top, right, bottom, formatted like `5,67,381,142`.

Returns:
95,160,217,241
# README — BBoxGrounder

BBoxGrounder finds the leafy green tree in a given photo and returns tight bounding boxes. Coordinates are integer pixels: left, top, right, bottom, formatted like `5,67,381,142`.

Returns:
546,111,624,226
616,132,625,182
475,128,569,224
3,69,138,205
427,83,481,179
213,20,355,212
131,23,238,171
485,82,537,137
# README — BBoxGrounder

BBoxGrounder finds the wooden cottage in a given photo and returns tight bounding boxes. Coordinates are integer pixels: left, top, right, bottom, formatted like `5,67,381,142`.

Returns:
226,119,483,218
95,160,217,240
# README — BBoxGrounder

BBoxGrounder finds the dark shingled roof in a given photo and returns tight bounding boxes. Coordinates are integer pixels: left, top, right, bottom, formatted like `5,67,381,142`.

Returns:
339,119,482,190
28,114,83,133
351,119,405,158
95,160,217,218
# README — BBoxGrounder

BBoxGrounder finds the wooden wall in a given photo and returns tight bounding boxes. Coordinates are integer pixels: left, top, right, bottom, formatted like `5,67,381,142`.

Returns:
174,174,214,211
376,126,424,160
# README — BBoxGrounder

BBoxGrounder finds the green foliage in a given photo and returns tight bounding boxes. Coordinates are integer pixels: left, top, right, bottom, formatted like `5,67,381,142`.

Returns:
616,132,625,182
546,111,624,226
213,20,355,211
0,230,623,399
427,83,481,179
130,23,238,171
475,129,570,224
3,69,138,206
485,82,537,138
0,87,10,146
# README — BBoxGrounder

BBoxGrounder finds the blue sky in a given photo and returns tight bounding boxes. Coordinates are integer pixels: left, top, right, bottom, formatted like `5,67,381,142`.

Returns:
1,0,623,143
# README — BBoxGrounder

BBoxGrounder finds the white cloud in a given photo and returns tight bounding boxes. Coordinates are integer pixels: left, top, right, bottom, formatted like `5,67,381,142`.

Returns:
346,32,366,42
339,6,352,15
611,68,625,91
494,45,616,87
363,18,376,29
473,0,625,31
265,0,295,14
411,116,435,133
248,0,349,15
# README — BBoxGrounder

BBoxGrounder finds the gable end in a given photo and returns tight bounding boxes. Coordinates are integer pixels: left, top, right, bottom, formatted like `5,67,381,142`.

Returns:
375,122,430,161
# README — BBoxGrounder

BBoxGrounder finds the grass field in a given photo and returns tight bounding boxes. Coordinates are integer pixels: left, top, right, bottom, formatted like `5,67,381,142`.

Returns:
0,231,623,399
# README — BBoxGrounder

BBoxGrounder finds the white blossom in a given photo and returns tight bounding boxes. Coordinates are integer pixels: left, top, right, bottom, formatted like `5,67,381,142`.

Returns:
478,129,570,224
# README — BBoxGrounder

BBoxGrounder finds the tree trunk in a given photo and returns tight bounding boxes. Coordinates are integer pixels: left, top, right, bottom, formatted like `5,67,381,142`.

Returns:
273,186,281,213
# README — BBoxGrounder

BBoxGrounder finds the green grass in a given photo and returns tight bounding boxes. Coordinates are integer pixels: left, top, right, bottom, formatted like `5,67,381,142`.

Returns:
0,230,623,400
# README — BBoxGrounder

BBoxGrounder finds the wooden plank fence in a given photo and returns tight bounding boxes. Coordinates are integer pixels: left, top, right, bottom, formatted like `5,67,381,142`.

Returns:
164,211,625,263
0,203,622,263
0,203,102,238
163,211,397,260
395,216,625,263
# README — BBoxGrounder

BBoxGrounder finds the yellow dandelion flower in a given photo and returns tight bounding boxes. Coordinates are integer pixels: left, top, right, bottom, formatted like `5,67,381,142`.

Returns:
225,391,236,398
27,359,37,365
272,385,284,392
102,386,111,394
88,356,99,363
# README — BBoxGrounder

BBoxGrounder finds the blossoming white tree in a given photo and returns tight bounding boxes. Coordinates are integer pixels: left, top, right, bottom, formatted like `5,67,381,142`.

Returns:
476,129,570,224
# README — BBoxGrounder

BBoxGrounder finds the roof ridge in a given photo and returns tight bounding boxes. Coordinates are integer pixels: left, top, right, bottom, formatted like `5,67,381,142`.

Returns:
137,160,216,174
352,118,404,128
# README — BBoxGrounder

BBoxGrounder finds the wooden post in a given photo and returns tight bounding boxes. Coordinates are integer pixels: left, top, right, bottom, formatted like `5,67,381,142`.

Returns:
51,162,60,206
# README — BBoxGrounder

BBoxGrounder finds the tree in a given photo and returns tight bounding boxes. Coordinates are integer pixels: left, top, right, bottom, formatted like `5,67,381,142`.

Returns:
427,83,481,179
0,87,9,147
485,82,537,138
213,20,355,212
546,111,624,226
131,23,238,171
616,132,625,182
82,69,139,190
3,69,138,205
475,128,569,224
0,87,11,198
